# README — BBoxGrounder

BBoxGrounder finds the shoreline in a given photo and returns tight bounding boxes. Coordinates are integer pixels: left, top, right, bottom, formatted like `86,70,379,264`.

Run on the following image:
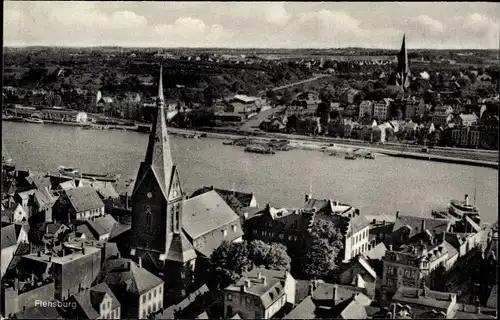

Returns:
5,120,498,169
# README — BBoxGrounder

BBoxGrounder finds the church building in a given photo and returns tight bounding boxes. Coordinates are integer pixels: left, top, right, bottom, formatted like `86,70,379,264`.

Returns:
129,66,244,303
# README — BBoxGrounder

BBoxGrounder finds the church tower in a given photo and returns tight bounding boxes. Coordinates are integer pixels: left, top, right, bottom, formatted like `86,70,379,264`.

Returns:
130,65,195,276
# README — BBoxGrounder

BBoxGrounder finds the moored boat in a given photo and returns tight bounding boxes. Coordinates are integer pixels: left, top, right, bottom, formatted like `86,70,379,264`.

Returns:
24,117,44,124
365,153,376,159
448,194,480,224
57,165,120,182
244,145,275,155
345,153,356,160
222,141,234,145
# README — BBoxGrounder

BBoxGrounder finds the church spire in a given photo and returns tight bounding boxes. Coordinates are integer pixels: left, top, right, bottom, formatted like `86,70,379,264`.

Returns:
140,65,174,198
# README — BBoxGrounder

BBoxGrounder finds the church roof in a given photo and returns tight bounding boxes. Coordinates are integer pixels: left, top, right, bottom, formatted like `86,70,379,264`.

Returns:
133,65,174,201
166,232,197,263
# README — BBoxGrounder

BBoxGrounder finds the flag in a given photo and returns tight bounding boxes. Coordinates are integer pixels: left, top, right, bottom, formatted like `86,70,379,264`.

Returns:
397,34,411,89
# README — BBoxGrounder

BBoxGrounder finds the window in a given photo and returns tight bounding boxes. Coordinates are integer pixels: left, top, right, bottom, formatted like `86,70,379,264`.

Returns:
149,292,152,300
107,301,110,309
142,295,146,303
292,220,298,228
227,294,233,301
175,204,180,232
154,288,156,297
143,311,146,319
153,302,156,312
159,286,162,294
232,225,237,232
279,233,284,239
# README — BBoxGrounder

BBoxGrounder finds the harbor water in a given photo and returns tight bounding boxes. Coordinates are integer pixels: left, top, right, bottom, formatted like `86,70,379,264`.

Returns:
3,121,498,223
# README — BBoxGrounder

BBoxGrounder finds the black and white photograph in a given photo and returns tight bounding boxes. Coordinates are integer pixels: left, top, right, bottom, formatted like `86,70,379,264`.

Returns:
1,1,499,319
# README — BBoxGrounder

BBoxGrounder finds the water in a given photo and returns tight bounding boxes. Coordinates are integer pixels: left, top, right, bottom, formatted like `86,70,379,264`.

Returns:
3,121,498,223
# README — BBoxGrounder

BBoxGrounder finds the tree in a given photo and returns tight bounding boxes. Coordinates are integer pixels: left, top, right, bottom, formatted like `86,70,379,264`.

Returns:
209,241,252,290
302,219,344,279
248,240,291,271
319,85,335,103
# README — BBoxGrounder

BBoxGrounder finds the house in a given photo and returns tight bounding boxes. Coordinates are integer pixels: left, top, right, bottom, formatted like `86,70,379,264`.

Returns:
223,267,296,319
54,187,105,222
32,187,58,222
14,189,36,207
359,101,373,118
182,190,244,258
390,214,451,246
19,246,101,301
456,113,479,126
404,98,420,120
21,174,52,191
340,88,361,105
373,99,393,120
1,203,29,223
155,284,210,319
82,215,118,242
391,285,458,319
100,258,164,319
337,255,378,297
1,223,29,278
284,281,372,319
190,186,258,215
67,282,121,319
450,125,481,148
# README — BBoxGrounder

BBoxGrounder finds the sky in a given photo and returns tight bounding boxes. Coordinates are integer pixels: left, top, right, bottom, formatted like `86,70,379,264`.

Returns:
4,2,500,49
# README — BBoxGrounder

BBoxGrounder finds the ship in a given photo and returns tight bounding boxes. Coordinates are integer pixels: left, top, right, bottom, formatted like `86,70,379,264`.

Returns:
448,194,480,224
365,153,376,159
244,145,275,155
24,117,44,124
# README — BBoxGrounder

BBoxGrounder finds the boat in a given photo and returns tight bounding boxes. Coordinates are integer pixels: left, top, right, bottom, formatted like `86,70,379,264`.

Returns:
448,194,480,224
24,117,44,124
345,154,356,160
222,141,234,145
244,145,275,155
57,166,120,182
82,126,92,130
365,153,376,159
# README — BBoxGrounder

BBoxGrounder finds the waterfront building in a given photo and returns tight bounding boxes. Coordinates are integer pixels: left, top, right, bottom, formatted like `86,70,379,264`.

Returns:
336,255,378,298
129,66,243,302
404,97,419,120
373,99,393,120
223,267,296,319
359,100,373,118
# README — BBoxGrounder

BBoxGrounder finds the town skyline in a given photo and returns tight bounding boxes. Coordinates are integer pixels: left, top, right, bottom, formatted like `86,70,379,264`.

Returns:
4,2,500,49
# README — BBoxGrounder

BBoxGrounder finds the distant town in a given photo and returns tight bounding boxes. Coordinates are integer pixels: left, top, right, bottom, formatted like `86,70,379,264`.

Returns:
1,40,498,319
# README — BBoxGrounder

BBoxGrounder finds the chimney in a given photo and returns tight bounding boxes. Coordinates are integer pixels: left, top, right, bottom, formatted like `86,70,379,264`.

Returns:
48,256,52,262
258,272,262,279
243,212,248,219
117,252,121,258
372,219,376,225
465,194,469,206
45,224,49,234
332,285,338,302
31,273,35,285
138,257,142,268
305,194,311,203
37,251,41,257
396,211,399,218
421,219,426,232
261,276,267,286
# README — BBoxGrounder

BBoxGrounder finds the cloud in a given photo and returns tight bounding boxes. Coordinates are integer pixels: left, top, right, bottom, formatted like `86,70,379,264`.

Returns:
410,15,444,35
3,2,499,49
154,18,233,47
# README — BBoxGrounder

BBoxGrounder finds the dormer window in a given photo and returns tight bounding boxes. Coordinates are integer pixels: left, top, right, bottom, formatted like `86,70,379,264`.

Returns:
222,229,227,237
232,225,237,232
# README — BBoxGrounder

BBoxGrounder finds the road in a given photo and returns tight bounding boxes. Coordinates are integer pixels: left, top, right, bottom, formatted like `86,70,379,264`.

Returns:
257,74,331,95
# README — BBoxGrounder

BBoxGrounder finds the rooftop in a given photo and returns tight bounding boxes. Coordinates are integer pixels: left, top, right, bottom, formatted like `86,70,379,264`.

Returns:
71,282,120,318
64,187,105,212
101,258,163,295
225,268,290,309
392,286,456,310
182,190,241,239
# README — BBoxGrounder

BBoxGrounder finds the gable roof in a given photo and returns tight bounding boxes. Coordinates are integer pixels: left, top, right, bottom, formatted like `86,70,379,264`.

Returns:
81,180,120,200
64,187,104,212
1,223,18,249
182,190,241,239
192,186,255,208
34,187,58,208
283,296,316,319
102,258,163,295
487,284,497,308
363,242,387,261
393,215,451,238
25,174,51,190
72,282,120,319
166,232,197,263
392,286,456,310
225,268,290,309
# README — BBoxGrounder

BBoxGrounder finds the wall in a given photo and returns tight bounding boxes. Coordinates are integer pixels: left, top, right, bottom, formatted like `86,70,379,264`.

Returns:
192,219,243,257
138,283,163,319
224,291,263,319
283,273,296,305
1,282,55,317
348,227,370,260
13,205,28,222
264,295,286,319
1,245,18,278
53,250,101,301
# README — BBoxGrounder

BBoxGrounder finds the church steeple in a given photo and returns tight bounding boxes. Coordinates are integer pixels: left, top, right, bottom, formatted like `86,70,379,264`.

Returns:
136,65,174,199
